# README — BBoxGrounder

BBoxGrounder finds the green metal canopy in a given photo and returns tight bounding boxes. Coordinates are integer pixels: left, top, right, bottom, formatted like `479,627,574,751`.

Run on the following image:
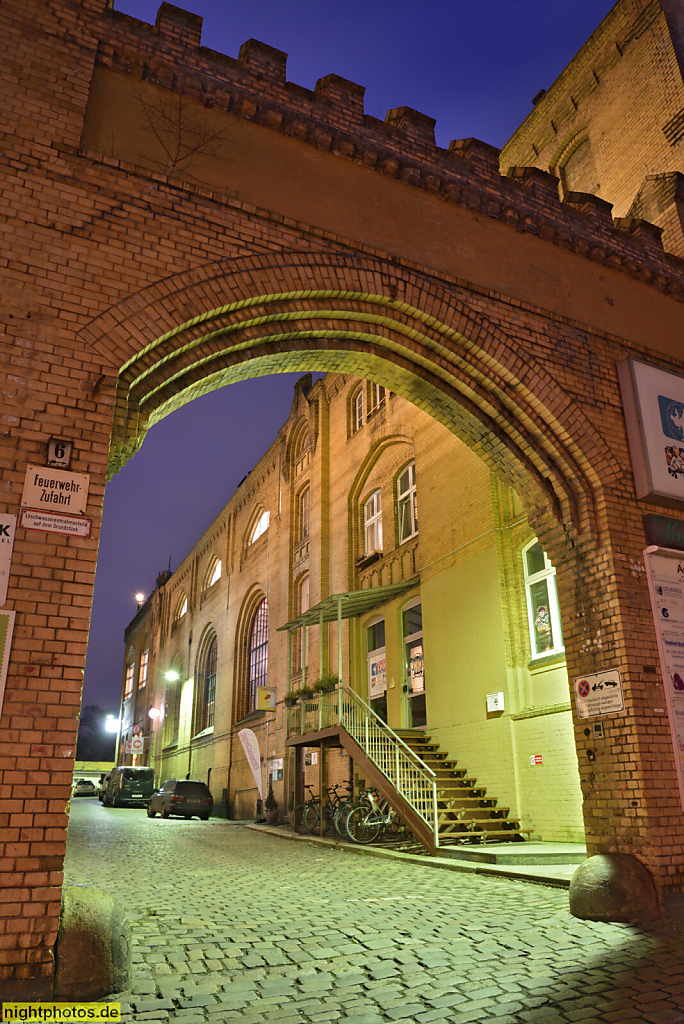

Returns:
277,579,418,633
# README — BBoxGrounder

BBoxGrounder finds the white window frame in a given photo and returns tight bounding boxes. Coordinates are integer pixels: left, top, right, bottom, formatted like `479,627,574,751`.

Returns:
364,490,383,554
397,462,417,543
522,540,564,659
251,509,270,544
176,595,187,620
354,389,364,432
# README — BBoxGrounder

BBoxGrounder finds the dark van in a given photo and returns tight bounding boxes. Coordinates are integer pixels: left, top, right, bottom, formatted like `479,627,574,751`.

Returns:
101,766,155,807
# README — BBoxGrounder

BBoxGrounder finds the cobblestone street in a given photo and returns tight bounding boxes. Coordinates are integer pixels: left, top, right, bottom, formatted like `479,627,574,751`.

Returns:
64,800,684,1024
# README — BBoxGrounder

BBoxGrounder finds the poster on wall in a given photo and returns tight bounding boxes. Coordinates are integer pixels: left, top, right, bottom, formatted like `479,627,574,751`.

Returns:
0,609,16,717
408,643,424,694
618,359,684,505
644,545,684,810
368,651,387,698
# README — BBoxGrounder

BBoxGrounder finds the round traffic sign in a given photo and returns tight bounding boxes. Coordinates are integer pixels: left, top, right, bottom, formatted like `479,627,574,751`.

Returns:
577,679,591,698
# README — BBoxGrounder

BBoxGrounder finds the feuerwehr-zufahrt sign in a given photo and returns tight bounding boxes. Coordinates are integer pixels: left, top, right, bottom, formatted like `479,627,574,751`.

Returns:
21,464,89,516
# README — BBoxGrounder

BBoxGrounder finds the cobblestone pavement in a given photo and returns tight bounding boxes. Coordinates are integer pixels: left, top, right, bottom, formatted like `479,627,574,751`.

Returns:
64,799,684,1024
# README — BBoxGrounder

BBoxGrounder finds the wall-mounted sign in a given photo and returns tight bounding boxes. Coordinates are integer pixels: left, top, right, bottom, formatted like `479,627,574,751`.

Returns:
47,438,73,468
19,508,92,539
486,691,505,712
644,513,684,551
574,669,624,718
0,609,16,717
644,545,684,810
368,650,387,698
257,685,277,710
0,513,17,606
131,736,144,753
529,753,543,766
618,359,684,506
21,464,89,515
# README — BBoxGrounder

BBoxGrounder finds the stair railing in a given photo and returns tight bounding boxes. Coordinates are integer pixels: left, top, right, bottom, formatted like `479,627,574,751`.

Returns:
337,682,439,848
286,682,440,847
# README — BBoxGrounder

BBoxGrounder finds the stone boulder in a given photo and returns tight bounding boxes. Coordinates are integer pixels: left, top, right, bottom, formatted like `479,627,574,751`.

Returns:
53,884,131,999
569,853,660,923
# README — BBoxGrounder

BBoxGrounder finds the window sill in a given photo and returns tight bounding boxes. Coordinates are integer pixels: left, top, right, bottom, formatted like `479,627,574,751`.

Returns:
528,652,566,671
191,726,214,742
234,710,269,728
356,550,381,569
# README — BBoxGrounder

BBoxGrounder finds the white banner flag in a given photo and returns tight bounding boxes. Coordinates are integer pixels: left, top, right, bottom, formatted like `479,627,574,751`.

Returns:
238,727,263,800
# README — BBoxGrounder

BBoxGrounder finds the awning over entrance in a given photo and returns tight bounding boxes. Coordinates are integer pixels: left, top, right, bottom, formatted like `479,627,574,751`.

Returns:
277,578,419,688
277,579,419,633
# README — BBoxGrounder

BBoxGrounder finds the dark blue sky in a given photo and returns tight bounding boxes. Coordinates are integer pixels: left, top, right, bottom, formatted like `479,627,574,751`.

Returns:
86,0,616,709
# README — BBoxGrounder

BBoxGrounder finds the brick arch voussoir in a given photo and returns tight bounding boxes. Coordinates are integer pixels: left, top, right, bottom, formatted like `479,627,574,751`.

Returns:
79,252,614,543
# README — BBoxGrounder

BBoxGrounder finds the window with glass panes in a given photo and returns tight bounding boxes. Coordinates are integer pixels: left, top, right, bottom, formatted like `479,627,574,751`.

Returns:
397,462,417,543
522,541,564,658
124,662,134,700
299,487,310,541
293,575,309,671
353,389,364,431
364,490,383,553
201,636,217,729
248,598,269,710
138,650,148,689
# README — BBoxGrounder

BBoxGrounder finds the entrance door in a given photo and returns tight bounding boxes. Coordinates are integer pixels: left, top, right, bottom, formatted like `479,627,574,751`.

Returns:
403,602,425,727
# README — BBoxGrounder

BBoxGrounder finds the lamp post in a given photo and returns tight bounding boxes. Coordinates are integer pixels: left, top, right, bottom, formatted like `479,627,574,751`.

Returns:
135,592,145,609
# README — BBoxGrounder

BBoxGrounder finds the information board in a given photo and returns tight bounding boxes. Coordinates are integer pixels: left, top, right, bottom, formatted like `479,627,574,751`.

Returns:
0,514,16,607
644,545,684,810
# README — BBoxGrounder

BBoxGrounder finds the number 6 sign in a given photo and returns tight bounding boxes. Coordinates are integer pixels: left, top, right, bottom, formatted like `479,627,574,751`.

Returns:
47,438,73,468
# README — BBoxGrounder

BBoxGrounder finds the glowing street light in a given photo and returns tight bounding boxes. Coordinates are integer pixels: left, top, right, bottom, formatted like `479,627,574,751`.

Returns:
135,592,145,608
104,715,119,733
164,669,180,682
148,707,161,720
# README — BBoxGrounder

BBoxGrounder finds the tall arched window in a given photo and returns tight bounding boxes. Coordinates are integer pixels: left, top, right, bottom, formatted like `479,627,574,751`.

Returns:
397,461,418,543
250,510,270,544
200,636,217,731
248,598,269,711
522,541,564,658
298,486,310,542
364,489,383,554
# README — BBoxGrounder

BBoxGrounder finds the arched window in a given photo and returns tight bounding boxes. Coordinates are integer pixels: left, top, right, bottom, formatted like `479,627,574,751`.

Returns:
294,429,310,459
250,510,270,544
522,541,564,658
175,594,188,620
248,598,269,711
397,461,417,543
293,575,309,672
123,649,135,701
138,649,149,690
206,558,222,589
364,489,383,554
199,635,217,731
298,487,310,542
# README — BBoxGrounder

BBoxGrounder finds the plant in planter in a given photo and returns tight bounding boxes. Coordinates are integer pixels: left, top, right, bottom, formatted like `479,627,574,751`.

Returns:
264,784,279,824
298,684,316,700
315,674,339,694
284,690,300,707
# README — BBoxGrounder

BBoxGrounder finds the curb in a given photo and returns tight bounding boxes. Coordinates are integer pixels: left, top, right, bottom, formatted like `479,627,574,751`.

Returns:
244,823,573,889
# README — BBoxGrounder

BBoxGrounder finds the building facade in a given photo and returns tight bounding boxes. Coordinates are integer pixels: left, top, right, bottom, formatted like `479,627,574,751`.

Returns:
119,373,584,842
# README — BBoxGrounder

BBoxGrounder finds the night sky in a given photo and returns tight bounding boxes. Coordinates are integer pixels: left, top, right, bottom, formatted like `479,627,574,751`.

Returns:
85,0,616,710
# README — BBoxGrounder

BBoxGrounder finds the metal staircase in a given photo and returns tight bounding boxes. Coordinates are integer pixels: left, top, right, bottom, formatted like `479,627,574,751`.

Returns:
286,682,531,854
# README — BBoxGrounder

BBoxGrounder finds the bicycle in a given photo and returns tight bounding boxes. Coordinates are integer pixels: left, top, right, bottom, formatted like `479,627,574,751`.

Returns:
345,788,398,844
289,784,316,834
304,781,352,835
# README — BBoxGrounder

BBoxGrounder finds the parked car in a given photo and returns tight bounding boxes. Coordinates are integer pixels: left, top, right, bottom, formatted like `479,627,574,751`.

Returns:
147,779,213,820
97,772,110,801
101,766,155,807
72,778,96,797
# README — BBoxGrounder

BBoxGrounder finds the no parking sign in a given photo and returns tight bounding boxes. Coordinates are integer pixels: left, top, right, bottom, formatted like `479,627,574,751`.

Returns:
574,669,624,718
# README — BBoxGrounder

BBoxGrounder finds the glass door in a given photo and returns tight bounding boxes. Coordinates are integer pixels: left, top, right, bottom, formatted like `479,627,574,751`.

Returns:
403,602,425,727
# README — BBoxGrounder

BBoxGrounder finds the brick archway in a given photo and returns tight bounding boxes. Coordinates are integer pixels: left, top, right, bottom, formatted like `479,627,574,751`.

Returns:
80,252,613,546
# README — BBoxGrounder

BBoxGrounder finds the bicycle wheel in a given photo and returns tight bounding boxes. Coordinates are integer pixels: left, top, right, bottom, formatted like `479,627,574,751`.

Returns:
346,805,381,844
289,804,307,834
303,801,321,834
333,801,353,837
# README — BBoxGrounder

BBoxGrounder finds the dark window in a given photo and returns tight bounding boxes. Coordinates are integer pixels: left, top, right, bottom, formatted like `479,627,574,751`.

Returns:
367,620,385,652
402,605,422,636
248,599,269,711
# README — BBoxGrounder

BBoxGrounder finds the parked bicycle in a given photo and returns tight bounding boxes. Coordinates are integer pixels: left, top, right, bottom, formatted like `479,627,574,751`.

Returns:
345,787,399,844
304,781,353,835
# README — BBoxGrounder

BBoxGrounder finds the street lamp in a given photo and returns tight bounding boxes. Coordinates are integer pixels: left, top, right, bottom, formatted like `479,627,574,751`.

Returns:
104,715,119,733
165,669,180,682
148,707,161,719
135,592,145,608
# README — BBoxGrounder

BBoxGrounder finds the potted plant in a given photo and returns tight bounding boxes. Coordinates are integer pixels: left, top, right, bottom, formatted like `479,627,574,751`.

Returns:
315,674,339,694
264,783,279,824
284,690,300,707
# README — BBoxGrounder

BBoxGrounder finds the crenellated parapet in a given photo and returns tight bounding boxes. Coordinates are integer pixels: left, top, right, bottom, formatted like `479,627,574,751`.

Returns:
85,2,684,301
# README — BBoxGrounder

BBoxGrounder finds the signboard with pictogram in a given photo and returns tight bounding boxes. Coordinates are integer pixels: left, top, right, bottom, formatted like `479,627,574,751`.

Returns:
131,736,144,753
574,669,624,718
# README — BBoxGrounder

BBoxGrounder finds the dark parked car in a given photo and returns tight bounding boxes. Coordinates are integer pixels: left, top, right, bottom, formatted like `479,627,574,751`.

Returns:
101,766,156,807
147,779,213,820
72,778,96,797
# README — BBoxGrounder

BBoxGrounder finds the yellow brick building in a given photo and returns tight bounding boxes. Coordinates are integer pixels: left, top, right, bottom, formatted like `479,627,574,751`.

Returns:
119,372,583,843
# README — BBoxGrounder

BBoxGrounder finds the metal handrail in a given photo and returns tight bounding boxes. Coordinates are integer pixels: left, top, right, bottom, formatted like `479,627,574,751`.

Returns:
286,682,439,847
